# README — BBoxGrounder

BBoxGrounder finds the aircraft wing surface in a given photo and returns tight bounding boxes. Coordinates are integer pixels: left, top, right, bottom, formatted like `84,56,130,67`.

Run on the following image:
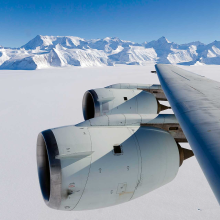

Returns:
155,64,220,204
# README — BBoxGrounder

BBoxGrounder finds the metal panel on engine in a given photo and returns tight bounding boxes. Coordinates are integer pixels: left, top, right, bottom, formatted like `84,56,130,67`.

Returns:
52,126,92,210
75,127,140,210
131,127,179,200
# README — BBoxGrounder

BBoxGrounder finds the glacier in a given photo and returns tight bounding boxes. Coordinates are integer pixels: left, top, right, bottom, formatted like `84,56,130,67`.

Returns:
1,35,220,69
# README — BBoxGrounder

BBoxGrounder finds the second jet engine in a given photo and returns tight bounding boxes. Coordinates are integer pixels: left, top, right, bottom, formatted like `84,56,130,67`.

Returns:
83,86,169,120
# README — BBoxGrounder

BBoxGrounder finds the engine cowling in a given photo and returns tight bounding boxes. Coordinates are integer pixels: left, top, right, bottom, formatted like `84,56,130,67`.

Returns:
37,125,180,211
82,88,160,120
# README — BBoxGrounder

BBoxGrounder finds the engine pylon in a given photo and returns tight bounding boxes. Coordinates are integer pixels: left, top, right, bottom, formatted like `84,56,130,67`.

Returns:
157,101,171,113
177,143,194,166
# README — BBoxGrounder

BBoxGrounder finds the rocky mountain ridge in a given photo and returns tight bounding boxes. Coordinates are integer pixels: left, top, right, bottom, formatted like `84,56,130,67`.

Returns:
0,35,220,69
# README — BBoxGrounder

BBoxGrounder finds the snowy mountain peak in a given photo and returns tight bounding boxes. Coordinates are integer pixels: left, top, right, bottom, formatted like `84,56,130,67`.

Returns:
210,40,220,47
21,35,44,50
145,36,177,52
103,37,120,42
181,41,204,47
22,35,86,50
157,36,171,43
1,35,220,69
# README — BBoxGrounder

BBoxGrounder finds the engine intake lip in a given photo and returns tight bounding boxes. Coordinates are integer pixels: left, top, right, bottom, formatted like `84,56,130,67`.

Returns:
82,90,100,120
36,129,62,209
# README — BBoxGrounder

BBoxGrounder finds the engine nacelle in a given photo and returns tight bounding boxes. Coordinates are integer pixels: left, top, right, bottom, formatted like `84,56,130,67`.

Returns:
82,88,160,120
37,125,179,211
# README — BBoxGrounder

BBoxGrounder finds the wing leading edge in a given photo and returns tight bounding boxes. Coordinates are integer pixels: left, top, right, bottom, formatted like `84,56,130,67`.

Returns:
155,64,220,204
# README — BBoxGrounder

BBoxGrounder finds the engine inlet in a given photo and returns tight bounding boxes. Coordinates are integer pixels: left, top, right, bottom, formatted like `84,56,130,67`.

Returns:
36,130,62,209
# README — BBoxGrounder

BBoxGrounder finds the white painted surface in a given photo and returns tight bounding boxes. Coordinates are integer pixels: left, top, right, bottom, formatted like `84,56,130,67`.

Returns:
89,88,158,116
49,125,179,210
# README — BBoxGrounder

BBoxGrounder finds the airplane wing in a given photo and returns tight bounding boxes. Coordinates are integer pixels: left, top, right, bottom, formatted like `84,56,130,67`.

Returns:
155,64,220,204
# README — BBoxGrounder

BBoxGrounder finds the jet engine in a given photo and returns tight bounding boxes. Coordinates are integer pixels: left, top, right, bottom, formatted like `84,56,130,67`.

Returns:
82,88,169,120
37,83,193,211
37,125,182,211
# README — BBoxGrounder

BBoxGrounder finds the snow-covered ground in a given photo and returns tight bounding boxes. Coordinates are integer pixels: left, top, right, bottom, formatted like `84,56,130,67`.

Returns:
0,64,220,220
1,35,220,69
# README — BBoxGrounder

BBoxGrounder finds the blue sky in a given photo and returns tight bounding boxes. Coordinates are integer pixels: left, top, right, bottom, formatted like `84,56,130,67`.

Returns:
0,0,220,47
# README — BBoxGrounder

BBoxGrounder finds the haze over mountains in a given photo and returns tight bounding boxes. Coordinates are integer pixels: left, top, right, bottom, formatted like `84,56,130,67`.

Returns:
1,35,220,69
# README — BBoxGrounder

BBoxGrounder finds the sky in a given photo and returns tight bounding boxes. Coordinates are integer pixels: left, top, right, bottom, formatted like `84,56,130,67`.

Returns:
0,0,220,47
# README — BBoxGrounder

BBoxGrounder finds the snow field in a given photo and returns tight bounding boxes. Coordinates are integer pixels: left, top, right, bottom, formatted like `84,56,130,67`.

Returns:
0,64,220,220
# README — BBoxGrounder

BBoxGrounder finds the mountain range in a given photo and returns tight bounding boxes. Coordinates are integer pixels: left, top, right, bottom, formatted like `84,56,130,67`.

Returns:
1,35,220,69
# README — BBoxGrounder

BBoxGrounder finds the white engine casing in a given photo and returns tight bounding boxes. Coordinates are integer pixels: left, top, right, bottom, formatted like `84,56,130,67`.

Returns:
37,125,179,211
82,88,158,120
